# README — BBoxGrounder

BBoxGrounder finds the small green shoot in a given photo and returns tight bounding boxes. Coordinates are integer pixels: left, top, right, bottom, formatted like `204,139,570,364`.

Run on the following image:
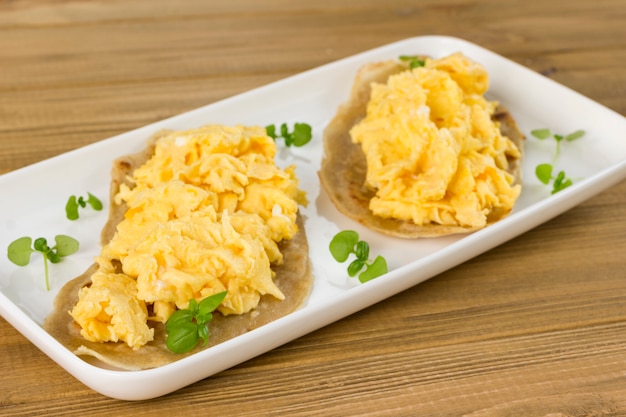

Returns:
165,291,227,354
531,128,585,194
535,164,573,194
66,192,103,220
399,55,426,69
7,235,79,291
266,123,312,147
329,230,388,283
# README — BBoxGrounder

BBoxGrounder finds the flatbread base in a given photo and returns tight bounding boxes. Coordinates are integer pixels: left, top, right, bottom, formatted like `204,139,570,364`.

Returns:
319,60,525,238
43,131,313,370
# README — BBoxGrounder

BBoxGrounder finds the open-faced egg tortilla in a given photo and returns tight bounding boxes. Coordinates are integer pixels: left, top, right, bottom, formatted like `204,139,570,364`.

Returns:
44,129,313,370
319,57,525,238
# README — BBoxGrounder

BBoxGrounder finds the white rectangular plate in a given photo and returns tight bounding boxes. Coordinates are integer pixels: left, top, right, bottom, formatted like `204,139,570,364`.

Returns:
2,36,626,400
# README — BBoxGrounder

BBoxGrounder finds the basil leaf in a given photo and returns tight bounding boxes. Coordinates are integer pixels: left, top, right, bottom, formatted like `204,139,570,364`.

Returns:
166,322,200,354
198,291,227,317
166,309,194,333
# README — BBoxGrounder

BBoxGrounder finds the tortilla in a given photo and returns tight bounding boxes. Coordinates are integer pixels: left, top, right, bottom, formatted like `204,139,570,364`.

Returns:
319,60,525,238
43,130,313,370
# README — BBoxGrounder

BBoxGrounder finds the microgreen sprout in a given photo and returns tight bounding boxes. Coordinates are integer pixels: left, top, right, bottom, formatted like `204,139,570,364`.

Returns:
7,235,79,290
165,291,227,354
266,123,312,147
66,192,103,220
531,128,585,194
399,55,426,69
329,230,388,283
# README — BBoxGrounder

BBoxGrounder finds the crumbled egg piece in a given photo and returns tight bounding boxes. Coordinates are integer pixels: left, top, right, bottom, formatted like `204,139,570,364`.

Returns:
71,271,153,350
71,125,303,349
350,52,521,228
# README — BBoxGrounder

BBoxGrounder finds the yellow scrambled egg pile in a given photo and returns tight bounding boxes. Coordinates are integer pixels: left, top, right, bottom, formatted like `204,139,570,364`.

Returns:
350,53,521,228
70,125,304,349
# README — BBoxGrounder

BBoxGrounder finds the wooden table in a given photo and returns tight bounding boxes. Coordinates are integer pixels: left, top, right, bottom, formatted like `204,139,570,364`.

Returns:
2,1,625,415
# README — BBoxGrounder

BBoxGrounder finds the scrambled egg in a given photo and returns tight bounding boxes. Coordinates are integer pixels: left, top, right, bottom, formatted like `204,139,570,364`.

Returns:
350,53,521,228
71,125,304,350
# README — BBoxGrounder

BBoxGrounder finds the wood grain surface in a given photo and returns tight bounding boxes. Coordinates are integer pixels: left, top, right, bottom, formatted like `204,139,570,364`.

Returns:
1,0,625,415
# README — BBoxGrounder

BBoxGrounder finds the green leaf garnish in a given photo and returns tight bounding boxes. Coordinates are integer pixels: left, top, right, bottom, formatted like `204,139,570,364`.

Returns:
166,322,200,354
530,128,552,139
7,235,79,290
197,292,226,316
532,128,585,194
358,256,388,283
166,309,195,332
65,196,80,220
535,163,553,185
552,171,573,194
55,234,80,257
348,259,365,277
7,237,34,266
292,123,312,146
266,124,276,139
65,192,103,220
165,291,227,354
266,122,312,147
329,230,388,283
329,230,359,262
399,55,426,69
565,129,585,141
